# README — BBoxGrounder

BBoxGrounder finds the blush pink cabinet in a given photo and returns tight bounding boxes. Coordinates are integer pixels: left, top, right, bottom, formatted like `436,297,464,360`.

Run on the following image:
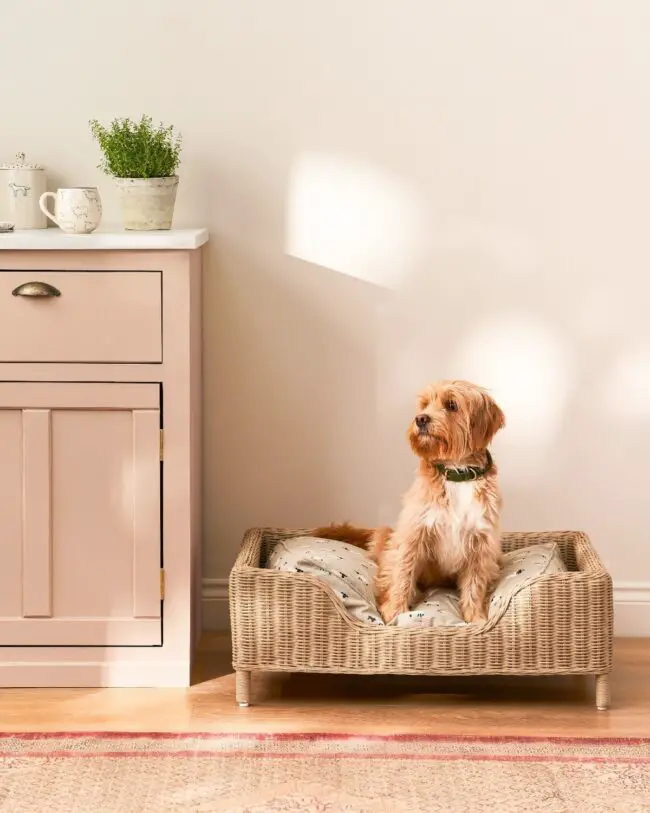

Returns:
0,228,206,687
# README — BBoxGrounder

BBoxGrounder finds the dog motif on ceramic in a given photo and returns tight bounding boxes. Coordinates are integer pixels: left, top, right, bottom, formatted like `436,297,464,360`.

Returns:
313,380,505,624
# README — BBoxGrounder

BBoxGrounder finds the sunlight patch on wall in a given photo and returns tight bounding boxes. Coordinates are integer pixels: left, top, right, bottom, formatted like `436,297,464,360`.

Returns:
286,152,424,289
451,315,573,454
601,346,650,418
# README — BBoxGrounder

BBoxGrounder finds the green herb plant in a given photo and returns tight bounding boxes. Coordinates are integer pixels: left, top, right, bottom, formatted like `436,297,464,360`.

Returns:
89,115,182,179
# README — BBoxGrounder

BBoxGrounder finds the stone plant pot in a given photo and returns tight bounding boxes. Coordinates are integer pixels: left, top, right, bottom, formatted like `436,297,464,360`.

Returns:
115,176,179,230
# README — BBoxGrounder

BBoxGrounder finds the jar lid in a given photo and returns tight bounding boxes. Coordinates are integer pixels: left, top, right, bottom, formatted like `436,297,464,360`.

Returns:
0,152,44,170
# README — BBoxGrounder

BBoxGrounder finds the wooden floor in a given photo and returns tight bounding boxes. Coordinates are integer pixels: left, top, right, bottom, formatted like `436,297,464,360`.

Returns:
0,636,647,736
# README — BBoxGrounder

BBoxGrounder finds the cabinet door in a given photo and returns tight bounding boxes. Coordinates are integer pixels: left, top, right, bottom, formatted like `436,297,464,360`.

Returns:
0,383,162,646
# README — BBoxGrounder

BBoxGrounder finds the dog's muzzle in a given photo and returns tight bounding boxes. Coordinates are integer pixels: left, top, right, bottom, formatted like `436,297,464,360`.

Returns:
415,414,430,429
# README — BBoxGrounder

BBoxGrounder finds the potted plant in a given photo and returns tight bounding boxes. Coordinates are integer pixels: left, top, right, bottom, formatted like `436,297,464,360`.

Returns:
89,115,182,230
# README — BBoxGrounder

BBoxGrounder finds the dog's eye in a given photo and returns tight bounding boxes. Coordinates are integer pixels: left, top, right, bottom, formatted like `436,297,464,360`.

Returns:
445,399,459,412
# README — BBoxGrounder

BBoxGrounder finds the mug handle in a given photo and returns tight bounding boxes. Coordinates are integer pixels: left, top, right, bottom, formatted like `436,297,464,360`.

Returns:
39,192,60,227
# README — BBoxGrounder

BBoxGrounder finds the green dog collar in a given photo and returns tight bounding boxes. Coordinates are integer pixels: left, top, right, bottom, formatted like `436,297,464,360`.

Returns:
436,450,493,482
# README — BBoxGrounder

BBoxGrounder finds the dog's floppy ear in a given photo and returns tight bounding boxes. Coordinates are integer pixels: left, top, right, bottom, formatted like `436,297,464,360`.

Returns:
484,393,505,441
472,391,505,447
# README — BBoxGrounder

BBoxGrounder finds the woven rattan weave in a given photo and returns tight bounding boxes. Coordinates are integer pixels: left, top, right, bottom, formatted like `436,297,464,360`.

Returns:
229,528,613,709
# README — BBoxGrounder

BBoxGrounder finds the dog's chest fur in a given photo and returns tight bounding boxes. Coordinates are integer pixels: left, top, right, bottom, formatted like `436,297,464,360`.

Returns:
420,480,490,575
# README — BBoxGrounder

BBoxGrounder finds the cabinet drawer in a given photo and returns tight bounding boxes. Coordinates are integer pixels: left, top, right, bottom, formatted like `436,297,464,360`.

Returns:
0,271,161,363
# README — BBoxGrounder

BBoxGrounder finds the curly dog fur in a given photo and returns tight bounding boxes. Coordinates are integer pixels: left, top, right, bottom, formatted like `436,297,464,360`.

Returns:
312,380,505,624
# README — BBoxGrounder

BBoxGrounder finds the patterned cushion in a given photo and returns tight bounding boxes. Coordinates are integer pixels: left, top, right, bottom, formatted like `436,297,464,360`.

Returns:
393,542,566,628
267,536,383,625
267,536,566,627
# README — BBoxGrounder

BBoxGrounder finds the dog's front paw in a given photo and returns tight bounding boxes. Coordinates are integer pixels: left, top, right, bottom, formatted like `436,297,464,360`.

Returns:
379,600,408,624
460,603,488,625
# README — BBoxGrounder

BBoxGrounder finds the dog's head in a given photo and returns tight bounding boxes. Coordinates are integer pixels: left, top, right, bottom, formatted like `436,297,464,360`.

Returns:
408,380,505,462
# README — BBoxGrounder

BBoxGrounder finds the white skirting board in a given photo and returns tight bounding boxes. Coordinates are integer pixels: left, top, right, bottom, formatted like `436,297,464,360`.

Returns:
202,578,650,637
612,583,650,637
202,578,231,630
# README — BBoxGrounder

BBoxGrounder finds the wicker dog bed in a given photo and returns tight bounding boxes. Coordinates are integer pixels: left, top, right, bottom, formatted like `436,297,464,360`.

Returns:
229,528,613,709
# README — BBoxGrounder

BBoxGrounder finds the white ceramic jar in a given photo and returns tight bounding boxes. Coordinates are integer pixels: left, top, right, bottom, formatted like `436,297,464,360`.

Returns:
0,152,47,229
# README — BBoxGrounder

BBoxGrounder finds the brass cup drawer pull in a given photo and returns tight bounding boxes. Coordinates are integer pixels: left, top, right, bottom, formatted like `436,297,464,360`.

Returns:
12,281,61,298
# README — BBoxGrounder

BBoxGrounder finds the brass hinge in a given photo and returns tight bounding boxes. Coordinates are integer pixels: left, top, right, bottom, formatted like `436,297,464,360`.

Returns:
160,569,165,600
159,429,164,461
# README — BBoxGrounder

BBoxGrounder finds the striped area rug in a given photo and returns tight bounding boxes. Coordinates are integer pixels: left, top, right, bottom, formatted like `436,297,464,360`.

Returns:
0,732,648,811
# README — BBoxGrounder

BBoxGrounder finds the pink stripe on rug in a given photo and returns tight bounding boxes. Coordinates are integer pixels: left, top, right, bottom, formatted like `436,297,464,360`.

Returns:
1,731,648,746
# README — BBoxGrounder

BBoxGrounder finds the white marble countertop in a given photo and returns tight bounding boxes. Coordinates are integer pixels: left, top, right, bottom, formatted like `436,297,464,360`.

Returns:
0,226,209,250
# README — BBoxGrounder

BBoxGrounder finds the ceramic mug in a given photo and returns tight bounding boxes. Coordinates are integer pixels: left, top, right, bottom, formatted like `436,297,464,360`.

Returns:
39,187,102,234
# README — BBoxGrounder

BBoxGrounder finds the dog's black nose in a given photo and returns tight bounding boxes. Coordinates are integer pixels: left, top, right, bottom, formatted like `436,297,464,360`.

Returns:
415,414,431,428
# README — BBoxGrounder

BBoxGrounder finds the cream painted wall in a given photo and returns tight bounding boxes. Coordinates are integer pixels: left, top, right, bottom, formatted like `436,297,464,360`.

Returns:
1,0,650,589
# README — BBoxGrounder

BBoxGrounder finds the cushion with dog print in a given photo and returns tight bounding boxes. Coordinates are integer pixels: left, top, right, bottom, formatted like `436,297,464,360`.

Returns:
267,536,383,625
391,541,566,628
267,536,566,627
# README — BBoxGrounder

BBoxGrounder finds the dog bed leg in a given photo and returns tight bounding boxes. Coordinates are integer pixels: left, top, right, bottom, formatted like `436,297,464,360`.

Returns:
236,670,252,707
595,673,611,711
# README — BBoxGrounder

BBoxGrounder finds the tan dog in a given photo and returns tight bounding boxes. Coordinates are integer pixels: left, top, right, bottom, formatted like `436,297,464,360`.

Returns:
313,380,505,624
